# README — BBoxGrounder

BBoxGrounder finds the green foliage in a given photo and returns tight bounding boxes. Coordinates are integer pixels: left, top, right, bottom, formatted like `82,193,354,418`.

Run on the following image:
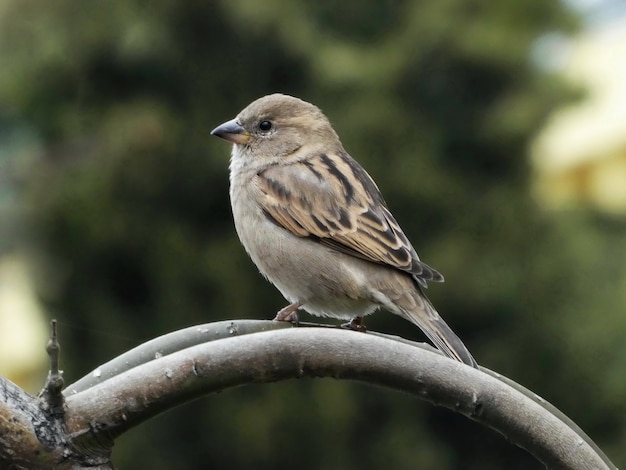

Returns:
1,0,623,468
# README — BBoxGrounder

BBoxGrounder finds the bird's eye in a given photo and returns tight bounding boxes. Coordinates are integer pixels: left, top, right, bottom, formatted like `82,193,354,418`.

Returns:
259,120,273,132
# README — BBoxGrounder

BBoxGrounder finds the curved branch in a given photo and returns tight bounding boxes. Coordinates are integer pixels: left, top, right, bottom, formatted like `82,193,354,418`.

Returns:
62,319,612,467
64,320,294,394
63,327,614,470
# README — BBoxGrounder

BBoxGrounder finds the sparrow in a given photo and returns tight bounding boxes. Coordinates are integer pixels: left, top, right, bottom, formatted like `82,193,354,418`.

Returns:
211,94,477,368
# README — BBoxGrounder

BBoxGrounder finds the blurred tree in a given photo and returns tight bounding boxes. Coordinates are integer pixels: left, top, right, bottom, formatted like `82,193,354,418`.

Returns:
1,0,623,468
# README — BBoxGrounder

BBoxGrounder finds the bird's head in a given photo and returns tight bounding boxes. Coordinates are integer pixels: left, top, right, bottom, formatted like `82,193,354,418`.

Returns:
211,94,340,165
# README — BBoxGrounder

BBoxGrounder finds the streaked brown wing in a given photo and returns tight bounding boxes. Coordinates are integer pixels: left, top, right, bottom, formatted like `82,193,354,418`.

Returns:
257,150,443,285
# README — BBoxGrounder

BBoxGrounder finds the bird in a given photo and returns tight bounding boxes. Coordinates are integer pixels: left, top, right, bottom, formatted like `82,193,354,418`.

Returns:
211,93,477,368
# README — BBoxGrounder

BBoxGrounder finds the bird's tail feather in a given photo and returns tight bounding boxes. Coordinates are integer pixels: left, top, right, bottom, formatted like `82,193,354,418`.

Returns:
401,297,477,368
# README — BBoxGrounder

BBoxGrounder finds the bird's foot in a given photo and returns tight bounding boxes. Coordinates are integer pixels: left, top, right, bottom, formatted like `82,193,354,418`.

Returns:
341,316,367,332
273,302,302,326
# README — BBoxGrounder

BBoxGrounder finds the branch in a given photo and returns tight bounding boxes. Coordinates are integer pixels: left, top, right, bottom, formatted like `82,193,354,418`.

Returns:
0,321,615,469
0,321,112,470
0,371,112,469
60,326,614,470
39,319,65,413
62,319,610,468
64,320,294,394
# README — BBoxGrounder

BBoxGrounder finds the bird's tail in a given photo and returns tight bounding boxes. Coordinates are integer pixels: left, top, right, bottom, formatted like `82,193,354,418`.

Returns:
400,293,478,368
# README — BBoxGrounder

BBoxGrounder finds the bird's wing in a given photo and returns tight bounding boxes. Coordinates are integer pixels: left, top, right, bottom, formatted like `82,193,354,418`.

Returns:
256,151,443,286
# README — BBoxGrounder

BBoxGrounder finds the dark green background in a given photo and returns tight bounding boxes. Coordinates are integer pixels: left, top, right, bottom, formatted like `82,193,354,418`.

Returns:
1,0,624,468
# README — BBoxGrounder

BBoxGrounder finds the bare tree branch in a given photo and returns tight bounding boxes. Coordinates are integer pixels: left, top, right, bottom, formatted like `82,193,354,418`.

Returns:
62,318,613,469
0,321,617,469
0,375,113,469
64,320,294,394
62,326,613,470
39,319,65,413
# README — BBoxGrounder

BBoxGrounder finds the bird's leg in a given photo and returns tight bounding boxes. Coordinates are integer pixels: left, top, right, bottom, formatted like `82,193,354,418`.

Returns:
273,301,302,326
341,316,367,332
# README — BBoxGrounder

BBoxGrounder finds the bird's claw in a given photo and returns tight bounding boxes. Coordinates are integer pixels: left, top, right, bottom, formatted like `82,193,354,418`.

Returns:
341,316,367,332
274,302,302,326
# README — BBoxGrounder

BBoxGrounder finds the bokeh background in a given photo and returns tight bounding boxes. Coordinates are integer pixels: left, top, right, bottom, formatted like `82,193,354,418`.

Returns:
1,0,625,468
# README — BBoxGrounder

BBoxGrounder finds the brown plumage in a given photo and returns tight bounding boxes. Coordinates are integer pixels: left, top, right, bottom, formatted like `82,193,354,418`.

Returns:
211,93,477,368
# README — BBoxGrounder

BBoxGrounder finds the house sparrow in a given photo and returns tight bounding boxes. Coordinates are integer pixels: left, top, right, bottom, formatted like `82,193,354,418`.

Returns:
211,94,477,368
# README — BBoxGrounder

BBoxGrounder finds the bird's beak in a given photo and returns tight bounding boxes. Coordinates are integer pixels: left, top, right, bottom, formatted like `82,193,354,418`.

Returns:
210,118,251,145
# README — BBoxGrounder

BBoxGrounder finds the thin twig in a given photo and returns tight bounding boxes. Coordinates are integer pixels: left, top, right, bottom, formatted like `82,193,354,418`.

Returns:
39,319,65,414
